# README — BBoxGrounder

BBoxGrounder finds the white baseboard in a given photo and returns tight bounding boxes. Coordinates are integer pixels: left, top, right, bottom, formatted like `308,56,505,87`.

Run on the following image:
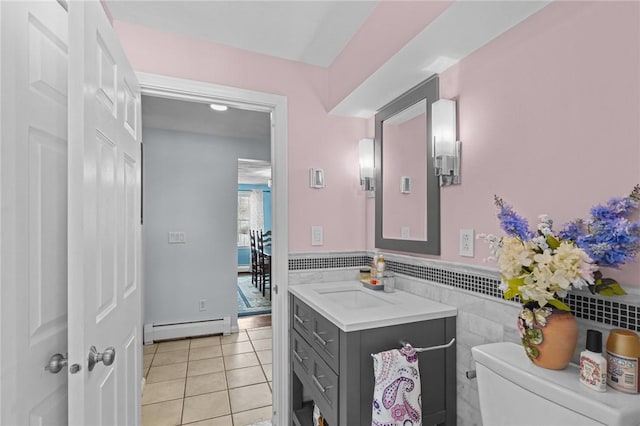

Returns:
238,265,250,273
143,317,231,344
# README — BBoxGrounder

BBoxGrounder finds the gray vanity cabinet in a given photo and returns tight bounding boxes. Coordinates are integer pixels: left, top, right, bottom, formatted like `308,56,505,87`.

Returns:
290,294,456,426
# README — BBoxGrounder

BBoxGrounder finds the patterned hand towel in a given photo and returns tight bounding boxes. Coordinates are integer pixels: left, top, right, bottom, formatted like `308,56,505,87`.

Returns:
371,344,422,426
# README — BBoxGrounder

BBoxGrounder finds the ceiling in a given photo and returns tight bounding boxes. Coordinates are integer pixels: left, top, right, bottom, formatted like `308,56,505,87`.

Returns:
107,0,378,67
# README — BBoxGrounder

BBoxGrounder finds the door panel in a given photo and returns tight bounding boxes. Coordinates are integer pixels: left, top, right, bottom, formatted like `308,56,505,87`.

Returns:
67,1,142,424
1,1,69,424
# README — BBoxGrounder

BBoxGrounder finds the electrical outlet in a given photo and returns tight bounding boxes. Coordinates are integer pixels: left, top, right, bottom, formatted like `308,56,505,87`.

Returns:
401,226,410,239
460,229,474,257
311,226,323,246
199,299,206,311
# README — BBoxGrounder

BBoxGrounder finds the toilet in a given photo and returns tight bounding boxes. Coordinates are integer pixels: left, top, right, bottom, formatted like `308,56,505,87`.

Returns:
472,342,640,426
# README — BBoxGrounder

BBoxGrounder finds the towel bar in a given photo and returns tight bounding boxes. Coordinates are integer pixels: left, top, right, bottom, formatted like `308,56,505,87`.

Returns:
400,337,456,353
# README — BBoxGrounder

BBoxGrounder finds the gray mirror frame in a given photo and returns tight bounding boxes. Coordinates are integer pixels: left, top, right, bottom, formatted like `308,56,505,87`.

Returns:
375,75,441,255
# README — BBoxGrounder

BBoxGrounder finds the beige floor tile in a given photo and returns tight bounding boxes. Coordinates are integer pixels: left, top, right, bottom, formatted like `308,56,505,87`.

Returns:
247,328,272,341
261,364,272,382
232,405,272,426
223,352,260,370
268,381,272,391
220,331,249,344
190,335,221,348
152,349,189,366
188,357,225,376
146,362,188,383
144,365,150,378
189,345,223,361
221,341,254,356
144,354,154,369
183,416,232,426
157,340,190,353
226,366,266,389
228,383,272,413
250,338,272,352
182,391,231,424
256,350,272,365
142,378,185,405
141,399,183,426
143,344,158,355
185,371,227,397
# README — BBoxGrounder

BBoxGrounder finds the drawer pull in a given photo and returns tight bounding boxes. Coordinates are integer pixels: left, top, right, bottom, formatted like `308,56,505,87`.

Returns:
312,374,333,393
293,314,308,325
312,331,332,346
293,350,308,364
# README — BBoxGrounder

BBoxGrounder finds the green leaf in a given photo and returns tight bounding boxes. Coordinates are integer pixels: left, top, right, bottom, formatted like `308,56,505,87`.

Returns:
547,299,571,312
592,280,627,296
503,277,524,300
526,328,543,345
546,235,560,250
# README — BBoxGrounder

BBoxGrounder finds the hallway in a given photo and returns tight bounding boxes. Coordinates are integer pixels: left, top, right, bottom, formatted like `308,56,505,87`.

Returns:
142,318,273,425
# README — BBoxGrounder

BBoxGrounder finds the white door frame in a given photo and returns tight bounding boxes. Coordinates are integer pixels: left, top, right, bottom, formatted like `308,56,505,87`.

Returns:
136,72,289,425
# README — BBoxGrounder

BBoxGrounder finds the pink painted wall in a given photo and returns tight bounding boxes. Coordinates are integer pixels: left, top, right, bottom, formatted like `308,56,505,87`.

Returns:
114,21,369,252
435,1,640,288
328,0,451,111
382,114,427,240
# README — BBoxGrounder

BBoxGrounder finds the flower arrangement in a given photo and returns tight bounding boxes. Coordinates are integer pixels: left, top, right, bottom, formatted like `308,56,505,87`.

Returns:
480,186,640,363
481,185,640,311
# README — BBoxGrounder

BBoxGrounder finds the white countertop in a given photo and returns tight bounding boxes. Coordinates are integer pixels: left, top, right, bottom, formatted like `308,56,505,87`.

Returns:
288,281,457,332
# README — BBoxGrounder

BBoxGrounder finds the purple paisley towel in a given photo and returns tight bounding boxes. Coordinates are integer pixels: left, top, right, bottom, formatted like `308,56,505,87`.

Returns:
371,344,421,426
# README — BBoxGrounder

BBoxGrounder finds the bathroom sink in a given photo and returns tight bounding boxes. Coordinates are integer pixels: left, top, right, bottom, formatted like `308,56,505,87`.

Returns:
315,288,392,309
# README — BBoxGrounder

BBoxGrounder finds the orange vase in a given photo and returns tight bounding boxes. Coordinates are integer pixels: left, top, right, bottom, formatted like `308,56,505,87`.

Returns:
528,310,578,370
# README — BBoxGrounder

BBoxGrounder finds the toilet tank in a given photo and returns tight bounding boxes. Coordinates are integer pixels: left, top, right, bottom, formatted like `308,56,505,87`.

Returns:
472,342,640,426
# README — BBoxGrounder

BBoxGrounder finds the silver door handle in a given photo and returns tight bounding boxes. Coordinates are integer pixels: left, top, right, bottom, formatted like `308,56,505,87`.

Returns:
312,374,333,393
293,314,308,325
313,331,331,346
45,353,68,374
88,346,116,371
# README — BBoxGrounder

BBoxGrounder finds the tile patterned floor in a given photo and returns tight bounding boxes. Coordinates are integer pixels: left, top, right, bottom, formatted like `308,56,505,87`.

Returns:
142,325,273,426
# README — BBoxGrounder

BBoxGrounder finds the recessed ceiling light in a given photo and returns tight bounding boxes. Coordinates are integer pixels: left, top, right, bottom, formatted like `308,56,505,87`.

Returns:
209,103,228,112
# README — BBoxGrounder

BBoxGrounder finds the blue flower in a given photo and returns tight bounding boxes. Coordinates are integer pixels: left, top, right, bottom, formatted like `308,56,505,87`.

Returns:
494,196,534,241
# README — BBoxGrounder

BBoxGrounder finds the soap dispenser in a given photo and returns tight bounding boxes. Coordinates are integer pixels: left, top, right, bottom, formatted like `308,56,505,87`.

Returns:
579,329,607,392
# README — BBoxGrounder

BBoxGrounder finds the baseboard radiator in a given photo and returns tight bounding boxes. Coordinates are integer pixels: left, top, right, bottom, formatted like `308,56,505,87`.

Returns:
144,317,231,344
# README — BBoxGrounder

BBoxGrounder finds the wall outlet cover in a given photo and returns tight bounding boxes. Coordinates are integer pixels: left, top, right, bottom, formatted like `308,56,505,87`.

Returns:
459,228,474,257
311,226,323,246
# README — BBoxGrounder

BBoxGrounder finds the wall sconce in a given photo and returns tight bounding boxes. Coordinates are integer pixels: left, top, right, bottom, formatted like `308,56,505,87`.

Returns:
309,168,325,188
359,138,375,193
431,99,461,186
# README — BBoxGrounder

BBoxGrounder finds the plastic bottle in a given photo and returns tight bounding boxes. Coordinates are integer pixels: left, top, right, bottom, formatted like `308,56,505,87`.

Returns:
606,329,640,393
376,255,386,277
579,330,607,392
370,255,379,285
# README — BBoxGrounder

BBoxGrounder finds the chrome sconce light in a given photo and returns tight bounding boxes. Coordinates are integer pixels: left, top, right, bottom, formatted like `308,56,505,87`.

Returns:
359,138,375,194
431,99,461,186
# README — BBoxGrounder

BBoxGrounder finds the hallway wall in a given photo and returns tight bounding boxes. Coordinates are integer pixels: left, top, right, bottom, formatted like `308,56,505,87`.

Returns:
143,127,269,327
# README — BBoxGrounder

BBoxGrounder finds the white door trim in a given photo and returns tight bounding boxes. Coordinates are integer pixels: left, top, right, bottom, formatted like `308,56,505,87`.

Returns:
136,72,289,425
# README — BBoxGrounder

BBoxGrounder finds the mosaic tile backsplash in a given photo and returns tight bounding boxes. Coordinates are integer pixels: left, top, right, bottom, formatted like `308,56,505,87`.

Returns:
289,253,640,333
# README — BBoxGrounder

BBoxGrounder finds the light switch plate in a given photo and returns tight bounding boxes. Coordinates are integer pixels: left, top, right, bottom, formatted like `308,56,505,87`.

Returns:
459,229,474,257
168,232,186,244
311,226,323,246
401,226,410,239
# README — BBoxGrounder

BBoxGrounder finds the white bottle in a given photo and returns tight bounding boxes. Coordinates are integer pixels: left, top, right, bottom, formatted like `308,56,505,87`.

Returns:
580,329,607,392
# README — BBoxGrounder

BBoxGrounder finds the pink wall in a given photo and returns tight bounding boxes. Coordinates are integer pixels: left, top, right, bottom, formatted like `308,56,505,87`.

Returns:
114,21,369,252
382,114,427,240
436,1,640,288
328,0,451,111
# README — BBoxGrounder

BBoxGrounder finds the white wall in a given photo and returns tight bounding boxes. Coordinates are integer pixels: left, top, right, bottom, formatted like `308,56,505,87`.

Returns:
143,127,270,328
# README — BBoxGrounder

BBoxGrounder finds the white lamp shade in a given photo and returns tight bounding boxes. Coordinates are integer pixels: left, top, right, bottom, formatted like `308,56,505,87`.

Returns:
359,138,375,178
431,99,457,156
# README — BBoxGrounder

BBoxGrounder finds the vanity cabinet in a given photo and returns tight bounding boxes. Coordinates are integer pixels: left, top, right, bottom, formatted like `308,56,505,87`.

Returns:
290,293,457,426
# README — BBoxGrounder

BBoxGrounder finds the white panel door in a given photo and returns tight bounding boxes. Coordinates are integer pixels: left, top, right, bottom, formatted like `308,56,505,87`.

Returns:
67,1,142,425
0,1,69,424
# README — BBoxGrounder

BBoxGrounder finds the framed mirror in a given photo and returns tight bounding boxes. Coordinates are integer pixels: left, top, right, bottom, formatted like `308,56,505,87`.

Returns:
375,76,440,255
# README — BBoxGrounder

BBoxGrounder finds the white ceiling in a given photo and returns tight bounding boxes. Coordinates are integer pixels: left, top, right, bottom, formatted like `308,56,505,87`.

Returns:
107,0,378,67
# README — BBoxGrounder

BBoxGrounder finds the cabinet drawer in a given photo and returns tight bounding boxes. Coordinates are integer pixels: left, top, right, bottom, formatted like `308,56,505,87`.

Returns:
291,330,313,379
310,356,339,426
311,313,340,372
292,296,313,340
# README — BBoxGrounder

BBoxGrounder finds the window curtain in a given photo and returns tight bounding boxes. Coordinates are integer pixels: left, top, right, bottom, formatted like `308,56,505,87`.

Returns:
249,189,264,231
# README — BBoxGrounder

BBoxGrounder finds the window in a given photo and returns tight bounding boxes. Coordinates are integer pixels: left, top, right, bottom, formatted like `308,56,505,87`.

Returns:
237,190,264,247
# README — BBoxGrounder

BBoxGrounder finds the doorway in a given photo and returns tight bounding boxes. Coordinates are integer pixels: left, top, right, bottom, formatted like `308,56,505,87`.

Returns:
138,72,289,425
